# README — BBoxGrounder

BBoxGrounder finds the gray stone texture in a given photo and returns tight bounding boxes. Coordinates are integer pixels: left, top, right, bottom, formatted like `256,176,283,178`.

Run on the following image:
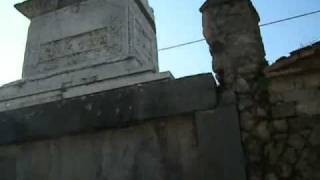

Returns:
0,74,217,145
0,71,172,112
0,0,251,179
4,0,320,179
0,157,16,180
266,69,320,180
18,0,158,79
0,73,248,180
0,0,168,112
201,0,320,180
0,111,245,180
15,0,155,21
195,107,246,180
0,116,194,180
201,0,266,85
201,0,268,180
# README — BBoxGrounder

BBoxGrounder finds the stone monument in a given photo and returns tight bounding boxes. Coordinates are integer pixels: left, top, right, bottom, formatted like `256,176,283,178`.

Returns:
0,1,247,179
0,0,171,112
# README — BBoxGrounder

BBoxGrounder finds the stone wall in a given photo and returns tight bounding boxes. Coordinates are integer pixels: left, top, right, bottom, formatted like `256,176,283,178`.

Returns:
0,115,202,180
0,74,247,180
201,0,320,179
2,0,318,179
263,47,320,180
0,0,250,179
0,112,244,180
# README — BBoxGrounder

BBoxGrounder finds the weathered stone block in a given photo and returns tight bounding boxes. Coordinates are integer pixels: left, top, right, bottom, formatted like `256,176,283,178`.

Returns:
289,117,318,132
0,74,217,145
269,74,320,93
309,125,320,146
0,72,171,112
2,0,170,112
254,121,271,141
0,157,16,180
272,120,288,133
265,173,279,180
0,114,244,180
195,106,247,180
270,89,320,104
288,134,305,150
272,102,296,118
264,142,284,165
240,114,256,131
282,147,297,164
16,0,158,79
296,100,320,116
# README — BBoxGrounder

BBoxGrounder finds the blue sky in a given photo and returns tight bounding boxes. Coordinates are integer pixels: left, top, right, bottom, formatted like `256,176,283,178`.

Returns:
0,0,319,85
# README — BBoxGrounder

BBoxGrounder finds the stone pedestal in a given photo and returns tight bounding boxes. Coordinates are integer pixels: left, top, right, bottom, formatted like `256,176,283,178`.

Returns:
0,0,171,112
16,0,158,78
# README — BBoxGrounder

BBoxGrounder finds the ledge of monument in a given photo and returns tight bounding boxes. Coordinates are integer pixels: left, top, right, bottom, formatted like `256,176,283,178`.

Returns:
0,71,173,112
15,0,155,21
15,0,62,19
0,73,217,145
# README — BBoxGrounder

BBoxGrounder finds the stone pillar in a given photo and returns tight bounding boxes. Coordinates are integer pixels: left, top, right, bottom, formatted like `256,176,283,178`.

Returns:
201,0,270,180
201,0,267,86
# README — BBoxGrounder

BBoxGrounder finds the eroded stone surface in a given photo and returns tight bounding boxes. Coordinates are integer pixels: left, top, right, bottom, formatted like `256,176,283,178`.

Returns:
0,74,217,145
0,104,246,180
201,1,320,180
0,0,166,111
0,71,172,112
20,0,158,79
0,116,198,180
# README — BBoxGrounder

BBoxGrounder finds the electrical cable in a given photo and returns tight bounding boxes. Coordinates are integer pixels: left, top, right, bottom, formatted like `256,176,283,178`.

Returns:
158,9,320,52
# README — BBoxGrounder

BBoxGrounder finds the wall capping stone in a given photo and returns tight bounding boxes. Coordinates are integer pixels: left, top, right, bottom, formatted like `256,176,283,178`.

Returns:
0,74,217,145
15,0,155,26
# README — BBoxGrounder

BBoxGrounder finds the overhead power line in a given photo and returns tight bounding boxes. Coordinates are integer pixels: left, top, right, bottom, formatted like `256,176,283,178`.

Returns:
158,9,320,52
158,39,205,52
259,9,320,27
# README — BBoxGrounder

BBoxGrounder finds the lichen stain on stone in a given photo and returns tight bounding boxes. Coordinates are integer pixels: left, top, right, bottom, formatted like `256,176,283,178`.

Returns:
81,96,87,101
96,110,102,117
85,103,93,111
115,108,120,115
70,3,81,14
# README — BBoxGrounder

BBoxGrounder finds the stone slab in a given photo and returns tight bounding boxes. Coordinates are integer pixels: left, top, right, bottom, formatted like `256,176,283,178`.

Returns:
0,74,217,145
15,0,154,21
18,0,158,79
195,106,246,180
0,96,247,180
0,58,149,101
0,157,16,180
0,116,212,180
0,71,172,112
0,58,154,100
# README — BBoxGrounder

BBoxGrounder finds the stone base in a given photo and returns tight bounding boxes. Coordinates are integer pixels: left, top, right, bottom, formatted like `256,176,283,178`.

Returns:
0,71,172,112
0,74,247,180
